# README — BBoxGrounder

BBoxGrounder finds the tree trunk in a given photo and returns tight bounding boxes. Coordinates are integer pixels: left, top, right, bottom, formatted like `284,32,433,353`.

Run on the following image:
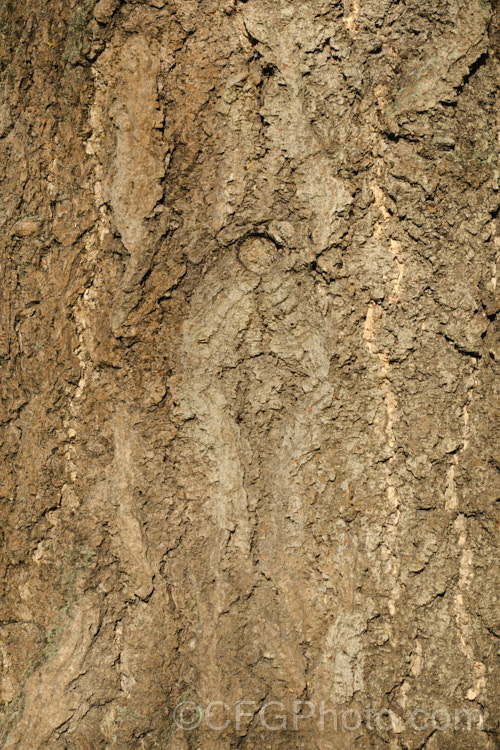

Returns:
0,0,498,748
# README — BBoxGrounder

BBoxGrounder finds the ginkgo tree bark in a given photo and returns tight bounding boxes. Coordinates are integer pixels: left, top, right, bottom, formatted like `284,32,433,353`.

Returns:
0,0,498,748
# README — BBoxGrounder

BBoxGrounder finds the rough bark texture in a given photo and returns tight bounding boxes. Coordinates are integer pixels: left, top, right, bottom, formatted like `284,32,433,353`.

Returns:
0,0,499,748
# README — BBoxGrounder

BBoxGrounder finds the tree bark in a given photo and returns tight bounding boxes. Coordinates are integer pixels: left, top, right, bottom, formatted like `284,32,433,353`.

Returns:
0,0,499,748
